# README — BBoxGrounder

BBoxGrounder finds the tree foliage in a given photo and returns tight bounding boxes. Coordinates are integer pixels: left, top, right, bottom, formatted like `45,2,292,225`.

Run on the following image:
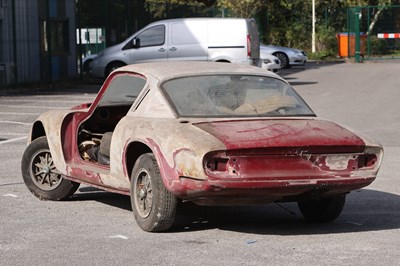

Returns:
216,0,266,18
79,0,400,53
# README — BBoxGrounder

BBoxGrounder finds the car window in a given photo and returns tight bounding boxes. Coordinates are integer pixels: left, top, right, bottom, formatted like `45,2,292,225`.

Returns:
137,25,165,47
98,74,146,107
162,75,315,117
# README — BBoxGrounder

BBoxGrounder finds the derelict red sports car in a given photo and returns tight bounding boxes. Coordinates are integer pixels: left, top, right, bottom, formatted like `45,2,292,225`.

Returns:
21,62,383,232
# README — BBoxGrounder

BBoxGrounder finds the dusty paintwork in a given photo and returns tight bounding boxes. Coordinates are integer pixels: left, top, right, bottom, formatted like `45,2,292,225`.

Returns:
24,61,383,206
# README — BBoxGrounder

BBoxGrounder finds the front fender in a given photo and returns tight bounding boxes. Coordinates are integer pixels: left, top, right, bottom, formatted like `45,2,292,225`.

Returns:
32,110,76,176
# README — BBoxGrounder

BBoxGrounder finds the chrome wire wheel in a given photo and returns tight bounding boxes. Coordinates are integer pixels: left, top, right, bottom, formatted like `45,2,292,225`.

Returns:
29,149,62,191
134,168,153,218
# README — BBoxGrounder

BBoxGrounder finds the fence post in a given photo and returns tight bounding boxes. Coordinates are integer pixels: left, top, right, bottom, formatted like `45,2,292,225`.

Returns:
354,7,361,63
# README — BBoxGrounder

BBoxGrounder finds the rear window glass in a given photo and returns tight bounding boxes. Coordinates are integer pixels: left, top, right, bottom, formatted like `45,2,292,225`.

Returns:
162,75,315,118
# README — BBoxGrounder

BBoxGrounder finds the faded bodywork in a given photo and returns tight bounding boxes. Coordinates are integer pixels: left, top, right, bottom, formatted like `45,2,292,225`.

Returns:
27,61,383,206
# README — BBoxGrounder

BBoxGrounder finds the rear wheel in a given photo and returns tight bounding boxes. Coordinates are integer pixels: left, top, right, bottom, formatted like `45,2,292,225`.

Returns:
130,153,178,232
274,52,290,69
297,195,346,223
21,137,79,200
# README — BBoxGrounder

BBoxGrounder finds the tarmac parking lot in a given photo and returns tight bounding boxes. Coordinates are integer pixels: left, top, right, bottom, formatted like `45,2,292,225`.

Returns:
0,62,399,265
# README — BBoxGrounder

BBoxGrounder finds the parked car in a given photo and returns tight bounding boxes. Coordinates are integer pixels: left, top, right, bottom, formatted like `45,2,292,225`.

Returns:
21,62,383,232
260,44,307,69
90,18,260,78
260,53,281,72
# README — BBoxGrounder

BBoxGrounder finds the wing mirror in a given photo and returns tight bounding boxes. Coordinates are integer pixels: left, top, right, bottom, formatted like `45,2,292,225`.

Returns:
132,37,140,48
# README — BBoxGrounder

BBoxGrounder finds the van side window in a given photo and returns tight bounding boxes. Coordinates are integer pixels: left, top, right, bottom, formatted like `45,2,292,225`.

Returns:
136,25,165,47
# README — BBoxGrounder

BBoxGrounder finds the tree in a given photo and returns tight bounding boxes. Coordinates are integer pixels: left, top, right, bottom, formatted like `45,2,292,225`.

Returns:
144,0,215,18
216,0,266,18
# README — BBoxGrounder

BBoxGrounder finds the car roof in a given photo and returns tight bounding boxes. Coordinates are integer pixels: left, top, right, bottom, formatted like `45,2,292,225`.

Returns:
114,61,282,81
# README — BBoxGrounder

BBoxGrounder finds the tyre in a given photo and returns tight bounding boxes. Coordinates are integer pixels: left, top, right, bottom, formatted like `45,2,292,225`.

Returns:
105,62,125,77
274,52,290,69
297,195,346,223
130,153,178,232
21,136,80,200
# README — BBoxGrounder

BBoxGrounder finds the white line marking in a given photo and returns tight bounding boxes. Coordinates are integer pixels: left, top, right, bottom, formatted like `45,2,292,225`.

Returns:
0,121,32,126
0,95,96,100
0,136,27,144
2,194,18,198
109,235,129,240
346,221,363,226
0,104,66,109
0,133,28,136
0,112,41,115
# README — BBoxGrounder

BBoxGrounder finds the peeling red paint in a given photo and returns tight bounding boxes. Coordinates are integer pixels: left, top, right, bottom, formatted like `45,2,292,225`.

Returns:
194,119,365,153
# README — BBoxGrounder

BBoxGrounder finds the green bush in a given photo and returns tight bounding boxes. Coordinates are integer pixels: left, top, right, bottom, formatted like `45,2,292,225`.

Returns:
369,36,387,55
308,50,334,60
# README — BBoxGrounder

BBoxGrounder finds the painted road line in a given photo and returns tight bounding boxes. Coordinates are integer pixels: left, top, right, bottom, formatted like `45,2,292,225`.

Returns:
0,112,41,115
0,104,66,109
0,98,94,103
0,136,27,144
0,133,29,136
0,121,32,126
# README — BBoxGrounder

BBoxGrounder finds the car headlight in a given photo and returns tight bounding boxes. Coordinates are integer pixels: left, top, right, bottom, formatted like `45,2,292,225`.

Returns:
263,58,272,64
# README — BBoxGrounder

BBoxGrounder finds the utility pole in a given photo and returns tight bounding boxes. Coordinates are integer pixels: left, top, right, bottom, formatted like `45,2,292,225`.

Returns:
312,0,316,53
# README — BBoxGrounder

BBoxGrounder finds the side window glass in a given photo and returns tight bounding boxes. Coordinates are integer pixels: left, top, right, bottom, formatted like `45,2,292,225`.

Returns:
98,75,146,107
137,25,165,47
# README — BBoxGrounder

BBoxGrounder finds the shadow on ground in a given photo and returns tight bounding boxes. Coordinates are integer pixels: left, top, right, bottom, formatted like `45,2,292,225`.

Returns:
71,187,400,235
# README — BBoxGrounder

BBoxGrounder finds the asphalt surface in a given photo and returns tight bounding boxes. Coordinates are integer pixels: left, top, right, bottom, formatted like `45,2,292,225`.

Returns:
0,62,399,265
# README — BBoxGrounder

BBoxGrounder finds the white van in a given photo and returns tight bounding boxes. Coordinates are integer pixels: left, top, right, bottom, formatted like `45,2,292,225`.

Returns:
90,18,260,78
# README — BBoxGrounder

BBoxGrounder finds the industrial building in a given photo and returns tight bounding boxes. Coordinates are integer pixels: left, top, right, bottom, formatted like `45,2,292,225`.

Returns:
0,0,77,86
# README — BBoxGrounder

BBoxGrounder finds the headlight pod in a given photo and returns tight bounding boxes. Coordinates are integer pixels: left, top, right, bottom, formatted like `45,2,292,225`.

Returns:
262,58,272,64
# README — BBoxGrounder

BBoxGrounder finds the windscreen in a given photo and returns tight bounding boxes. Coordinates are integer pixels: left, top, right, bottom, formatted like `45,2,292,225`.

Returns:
162,75,315,118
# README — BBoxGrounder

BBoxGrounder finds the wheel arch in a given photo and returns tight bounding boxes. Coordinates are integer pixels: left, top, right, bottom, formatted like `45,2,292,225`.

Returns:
105,61,127,77
125,141,153,181
30,121,46,142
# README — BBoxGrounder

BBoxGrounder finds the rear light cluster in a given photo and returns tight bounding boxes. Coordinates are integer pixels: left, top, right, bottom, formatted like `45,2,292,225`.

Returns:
247,34,251,57
204,152,236,177
360,146,384,172
358,154,378,169
206,157,229,172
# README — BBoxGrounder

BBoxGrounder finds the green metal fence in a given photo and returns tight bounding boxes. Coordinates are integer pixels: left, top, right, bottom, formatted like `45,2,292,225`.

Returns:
347,5,400,62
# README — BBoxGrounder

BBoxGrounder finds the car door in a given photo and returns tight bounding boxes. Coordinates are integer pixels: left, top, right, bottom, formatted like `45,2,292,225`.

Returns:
167,21,208,61
63,73,147,190
127,24,168,63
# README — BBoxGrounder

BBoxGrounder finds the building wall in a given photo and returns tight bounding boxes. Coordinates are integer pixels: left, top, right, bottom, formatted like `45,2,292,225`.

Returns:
0,0,76,85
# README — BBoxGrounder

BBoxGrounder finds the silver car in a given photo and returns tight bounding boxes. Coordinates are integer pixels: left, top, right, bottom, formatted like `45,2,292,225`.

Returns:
260,44,307,69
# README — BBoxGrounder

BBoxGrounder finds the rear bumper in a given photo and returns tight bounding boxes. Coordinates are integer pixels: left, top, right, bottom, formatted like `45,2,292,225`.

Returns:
171,175,376,205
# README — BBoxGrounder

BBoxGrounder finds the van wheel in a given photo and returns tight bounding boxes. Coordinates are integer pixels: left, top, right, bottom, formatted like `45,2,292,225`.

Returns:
105,62,125,77
130,153,178,232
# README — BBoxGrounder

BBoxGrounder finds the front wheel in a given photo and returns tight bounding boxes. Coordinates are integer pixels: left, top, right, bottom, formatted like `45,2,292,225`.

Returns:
297,195,346,223
21,137,80,200
130,153,178,232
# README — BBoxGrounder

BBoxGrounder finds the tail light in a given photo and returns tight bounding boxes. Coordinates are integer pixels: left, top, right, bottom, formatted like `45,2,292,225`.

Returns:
247,34,251,57
358,146,384,173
